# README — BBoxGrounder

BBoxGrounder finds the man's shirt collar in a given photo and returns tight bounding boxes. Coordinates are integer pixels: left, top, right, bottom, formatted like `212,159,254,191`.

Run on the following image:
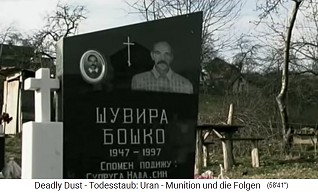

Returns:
152,66,173,80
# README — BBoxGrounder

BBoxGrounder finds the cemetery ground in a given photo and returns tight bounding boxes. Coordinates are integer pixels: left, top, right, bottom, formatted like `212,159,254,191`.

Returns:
3,93,318,179
4,134,318,179
202,147,318,179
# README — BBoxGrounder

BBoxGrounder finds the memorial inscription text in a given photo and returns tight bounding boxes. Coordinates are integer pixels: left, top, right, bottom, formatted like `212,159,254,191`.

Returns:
86,107,172,179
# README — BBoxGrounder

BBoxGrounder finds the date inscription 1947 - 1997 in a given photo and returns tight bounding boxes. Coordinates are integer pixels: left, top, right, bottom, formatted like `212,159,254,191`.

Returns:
109,148,161,157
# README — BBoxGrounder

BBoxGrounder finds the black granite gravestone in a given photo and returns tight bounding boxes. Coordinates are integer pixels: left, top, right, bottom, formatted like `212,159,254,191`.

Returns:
56,12,202,179
0,135,4,171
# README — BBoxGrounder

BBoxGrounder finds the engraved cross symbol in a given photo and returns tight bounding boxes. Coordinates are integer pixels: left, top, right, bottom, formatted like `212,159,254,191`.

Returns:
24,68,59,122
123,36,135,67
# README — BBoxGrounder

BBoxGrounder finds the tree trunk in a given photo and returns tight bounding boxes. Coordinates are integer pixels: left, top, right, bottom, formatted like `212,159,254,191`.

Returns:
194,129,203,175
276,0,302,158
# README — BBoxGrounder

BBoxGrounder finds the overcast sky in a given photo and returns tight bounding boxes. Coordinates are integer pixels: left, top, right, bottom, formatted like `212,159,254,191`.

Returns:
0,0,261,35
0,0,282,59
0,0,145,34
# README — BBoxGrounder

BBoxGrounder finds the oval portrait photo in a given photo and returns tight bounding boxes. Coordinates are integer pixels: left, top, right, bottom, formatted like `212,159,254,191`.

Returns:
80,50,107,84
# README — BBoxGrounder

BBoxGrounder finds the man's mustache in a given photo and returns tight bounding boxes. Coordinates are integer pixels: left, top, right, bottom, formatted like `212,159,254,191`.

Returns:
156,60,168,65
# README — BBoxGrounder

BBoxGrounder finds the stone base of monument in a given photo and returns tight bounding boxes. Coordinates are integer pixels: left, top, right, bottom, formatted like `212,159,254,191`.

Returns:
22,122,63,179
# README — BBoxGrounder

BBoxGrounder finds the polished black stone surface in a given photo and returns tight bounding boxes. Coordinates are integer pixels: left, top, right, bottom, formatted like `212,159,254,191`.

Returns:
57,12,202,179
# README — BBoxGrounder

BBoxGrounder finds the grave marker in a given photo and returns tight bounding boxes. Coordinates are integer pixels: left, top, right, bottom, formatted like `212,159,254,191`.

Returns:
24,69,59,122
57,12,202,179
22,68,63,179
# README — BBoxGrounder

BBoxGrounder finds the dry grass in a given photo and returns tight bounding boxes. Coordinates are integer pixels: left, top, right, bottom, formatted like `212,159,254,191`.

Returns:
4,134,22,166
3,134,318,179
204,153,318,179
199,93,318,179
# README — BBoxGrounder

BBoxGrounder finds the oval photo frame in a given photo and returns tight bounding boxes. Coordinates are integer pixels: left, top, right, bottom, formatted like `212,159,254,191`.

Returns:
80,50,107,84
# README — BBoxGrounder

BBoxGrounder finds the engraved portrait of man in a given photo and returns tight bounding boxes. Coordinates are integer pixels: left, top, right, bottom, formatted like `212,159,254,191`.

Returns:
131,41,193,94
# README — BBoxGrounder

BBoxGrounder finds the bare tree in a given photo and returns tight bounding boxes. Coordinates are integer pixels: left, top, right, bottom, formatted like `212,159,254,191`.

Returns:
0,2,87,72
256,0,304,157
0,25,15,60
255,1,318,75
277,0,302,157
231,36,262,73
290,1,318,75
33,2,87,61
127,0,243,62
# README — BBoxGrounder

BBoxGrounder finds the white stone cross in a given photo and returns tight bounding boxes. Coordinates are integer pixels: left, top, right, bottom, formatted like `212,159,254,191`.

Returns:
24,68,59,122
123,36,135,67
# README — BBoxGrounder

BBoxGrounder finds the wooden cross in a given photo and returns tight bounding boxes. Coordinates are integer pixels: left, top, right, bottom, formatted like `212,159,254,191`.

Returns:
24,68,60,122
123,36,135,67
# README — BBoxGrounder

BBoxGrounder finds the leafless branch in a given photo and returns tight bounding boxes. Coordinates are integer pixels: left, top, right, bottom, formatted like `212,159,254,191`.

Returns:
34,2,87,60
126,0,243,61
